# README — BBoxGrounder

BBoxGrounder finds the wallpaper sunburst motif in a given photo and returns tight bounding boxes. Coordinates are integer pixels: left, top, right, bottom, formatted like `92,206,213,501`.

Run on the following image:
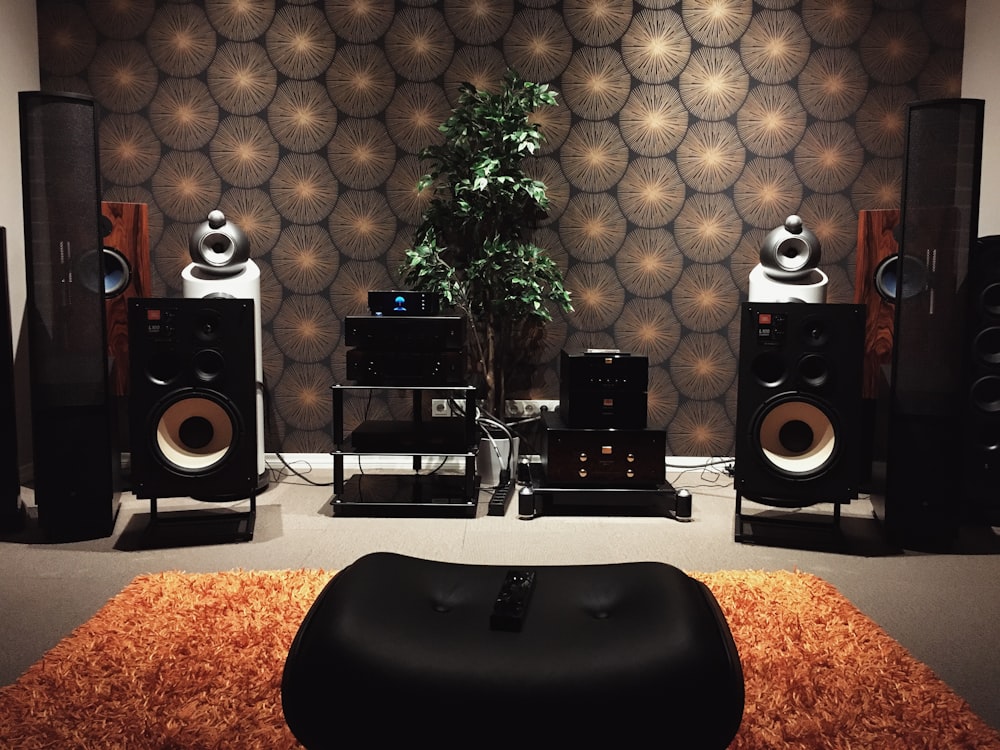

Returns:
36,0,966,457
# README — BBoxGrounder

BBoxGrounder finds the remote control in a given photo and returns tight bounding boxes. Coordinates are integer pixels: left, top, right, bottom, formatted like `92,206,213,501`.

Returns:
490,569,535,632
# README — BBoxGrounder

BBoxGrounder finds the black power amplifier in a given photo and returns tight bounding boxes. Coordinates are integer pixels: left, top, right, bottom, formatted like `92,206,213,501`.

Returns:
345,315,466,350
560,350,649,428
560,390,648,429
540,411,665,487
560,350,648,390
351,419,468,453
346,349,465,386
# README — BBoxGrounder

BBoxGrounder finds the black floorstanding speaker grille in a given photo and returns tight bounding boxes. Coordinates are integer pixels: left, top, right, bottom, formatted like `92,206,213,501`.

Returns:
873,98,985,549
961,234,1000,525
1,230,25,530
19,91,119,541
735,302,865,508
128,297,258,502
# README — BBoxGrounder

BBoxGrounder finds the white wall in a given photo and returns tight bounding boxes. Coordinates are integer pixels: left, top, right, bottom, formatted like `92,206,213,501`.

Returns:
1,0,38,471
963,0,1000,237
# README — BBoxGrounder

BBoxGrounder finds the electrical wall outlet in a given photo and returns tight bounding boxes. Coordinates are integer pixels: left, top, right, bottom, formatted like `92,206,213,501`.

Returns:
433,398,558,418
431,398,464,417
505,399,559,419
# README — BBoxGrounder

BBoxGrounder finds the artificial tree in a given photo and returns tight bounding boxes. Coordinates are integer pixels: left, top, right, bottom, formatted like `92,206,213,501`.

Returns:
402,69,573,419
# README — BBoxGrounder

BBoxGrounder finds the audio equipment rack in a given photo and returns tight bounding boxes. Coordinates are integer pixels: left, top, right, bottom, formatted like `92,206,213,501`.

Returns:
330,384,481,517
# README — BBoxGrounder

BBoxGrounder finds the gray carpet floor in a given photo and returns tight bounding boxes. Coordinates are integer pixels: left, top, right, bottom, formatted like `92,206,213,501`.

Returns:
1,455,998,733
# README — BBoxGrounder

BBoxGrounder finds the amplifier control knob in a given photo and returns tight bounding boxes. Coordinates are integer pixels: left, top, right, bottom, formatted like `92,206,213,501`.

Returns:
578,452,588,462
578,468,588,478
626,469,635,478
626,453,636,462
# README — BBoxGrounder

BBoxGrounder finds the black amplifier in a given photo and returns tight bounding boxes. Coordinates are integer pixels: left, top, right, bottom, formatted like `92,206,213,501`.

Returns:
345,315,465,350
560,390,647,429
346,349,465,385
367,289,440,316
351,419,468,453
540,411,665,487
560,350,648,390
560,350,648,428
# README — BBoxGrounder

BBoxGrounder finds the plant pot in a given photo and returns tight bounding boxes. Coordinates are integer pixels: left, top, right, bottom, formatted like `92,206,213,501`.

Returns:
477,429,518,488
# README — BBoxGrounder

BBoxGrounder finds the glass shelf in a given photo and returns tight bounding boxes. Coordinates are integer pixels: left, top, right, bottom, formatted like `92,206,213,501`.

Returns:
330,384,480,518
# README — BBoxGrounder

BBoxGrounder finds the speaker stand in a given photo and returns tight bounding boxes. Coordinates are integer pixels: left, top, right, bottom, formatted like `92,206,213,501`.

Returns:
0,500,27,534
735,491,902,555
735,490,844,545
146,491,257,543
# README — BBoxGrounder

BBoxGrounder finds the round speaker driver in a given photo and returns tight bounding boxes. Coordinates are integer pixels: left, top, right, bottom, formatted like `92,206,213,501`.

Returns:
154,394,237,474
756,399,837,478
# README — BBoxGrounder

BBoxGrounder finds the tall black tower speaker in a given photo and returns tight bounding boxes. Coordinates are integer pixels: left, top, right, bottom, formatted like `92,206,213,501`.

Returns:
19,91,119,541
128,297,259,503
735,302,865,508
959,234,1000,526
0,230,25,531
872,98,985,549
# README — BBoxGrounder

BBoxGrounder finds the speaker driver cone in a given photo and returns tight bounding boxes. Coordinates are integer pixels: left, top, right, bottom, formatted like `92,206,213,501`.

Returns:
153,391,239,475
971,375,1000,413
974,326,1000,366
73,246,134,299
755,397,838,479
979,279,1000,317
873,254,928,302
102,247,132,298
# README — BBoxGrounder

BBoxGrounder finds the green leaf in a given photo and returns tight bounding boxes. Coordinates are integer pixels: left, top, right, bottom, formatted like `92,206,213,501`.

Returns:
403,68,571,412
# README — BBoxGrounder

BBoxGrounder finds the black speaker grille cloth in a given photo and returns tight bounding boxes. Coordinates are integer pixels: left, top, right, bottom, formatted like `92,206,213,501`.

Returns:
21,94,105,402
893,100,983,416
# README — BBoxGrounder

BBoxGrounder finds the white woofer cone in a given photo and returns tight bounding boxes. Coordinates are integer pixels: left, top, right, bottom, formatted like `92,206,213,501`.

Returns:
154,395,236,474
757,400,837,477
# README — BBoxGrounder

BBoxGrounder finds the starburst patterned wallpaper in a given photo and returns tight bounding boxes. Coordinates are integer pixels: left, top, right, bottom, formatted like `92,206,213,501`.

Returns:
35,0,966,456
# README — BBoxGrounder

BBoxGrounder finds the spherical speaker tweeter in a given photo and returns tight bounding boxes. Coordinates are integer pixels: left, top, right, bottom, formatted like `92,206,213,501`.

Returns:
189,210,250,271
759,215,821,280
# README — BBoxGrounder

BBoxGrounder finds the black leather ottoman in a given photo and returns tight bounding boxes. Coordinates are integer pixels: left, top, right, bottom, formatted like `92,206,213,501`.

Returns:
282,552,744,748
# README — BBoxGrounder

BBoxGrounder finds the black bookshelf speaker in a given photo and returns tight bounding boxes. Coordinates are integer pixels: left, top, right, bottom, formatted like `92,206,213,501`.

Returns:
960,234,1000,525
873,98,985,549
128,297,258,502
18,91,119,541
735,302,865,507
0,230,25,530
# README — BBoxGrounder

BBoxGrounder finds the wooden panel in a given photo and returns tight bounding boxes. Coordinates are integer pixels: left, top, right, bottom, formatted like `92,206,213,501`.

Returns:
102,201,150,397
854,209,900,399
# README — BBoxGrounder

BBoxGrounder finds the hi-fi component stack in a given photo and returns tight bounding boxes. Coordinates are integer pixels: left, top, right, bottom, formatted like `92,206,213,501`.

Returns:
520,350,684,520
331,291,481,518
344,290,465,386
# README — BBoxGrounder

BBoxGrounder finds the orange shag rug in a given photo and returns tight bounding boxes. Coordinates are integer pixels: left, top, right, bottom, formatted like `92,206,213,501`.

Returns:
0,569,997,749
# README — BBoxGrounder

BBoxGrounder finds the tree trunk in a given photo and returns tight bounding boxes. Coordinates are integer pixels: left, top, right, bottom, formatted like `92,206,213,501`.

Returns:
482,318,498,419
491,314,513,421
